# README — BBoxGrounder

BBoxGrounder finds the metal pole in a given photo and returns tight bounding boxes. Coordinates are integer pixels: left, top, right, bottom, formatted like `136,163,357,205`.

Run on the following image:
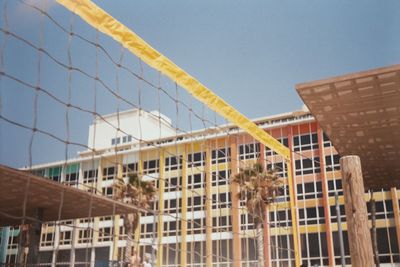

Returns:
335,192,346,267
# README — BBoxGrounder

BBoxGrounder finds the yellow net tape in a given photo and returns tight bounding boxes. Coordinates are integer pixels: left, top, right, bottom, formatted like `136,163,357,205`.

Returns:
56,0,290,159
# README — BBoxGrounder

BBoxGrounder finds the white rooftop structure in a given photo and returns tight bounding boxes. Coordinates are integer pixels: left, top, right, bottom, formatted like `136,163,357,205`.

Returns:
88,109,176,150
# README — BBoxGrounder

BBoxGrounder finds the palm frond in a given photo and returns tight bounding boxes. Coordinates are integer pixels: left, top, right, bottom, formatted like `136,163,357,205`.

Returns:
231,163,283,222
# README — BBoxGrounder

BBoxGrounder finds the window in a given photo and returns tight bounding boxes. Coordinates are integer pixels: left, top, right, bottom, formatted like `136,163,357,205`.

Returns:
7,233,18,250
83,169,98,183
140,223,156,239
98,227,113,242
239,143,260,160
143,159,160,174
164,220,179,237
240,214,254,230
188,173,204,189
103,166,116,181
211,170,230,186
325,154,340,171
165,156,182,171
297,182,323,200
102,186,113,198
295,157,320,175
31,169,45,177
78,228,93,244
327,179,343,196
187,196,204,211
265,137,288,156
323,133,332,147
59,231,72,245
111,137,121,146
164,198,182,213
120,135,132,144
212,216,232,232
122,162,138,177
41,232,54,247
119,226,126,240
299,207,325,225
165,176,182,192
187,218,206,234
293,133,318,151
269,210,291,225
211,148,231,164
48,166,62,182
266,162,287,177
65,163,79,185
211,192,231,209
187,152,206,167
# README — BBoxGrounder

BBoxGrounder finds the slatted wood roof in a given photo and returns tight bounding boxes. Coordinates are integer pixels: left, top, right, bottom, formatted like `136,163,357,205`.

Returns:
296,64,400,190
0,165,142,227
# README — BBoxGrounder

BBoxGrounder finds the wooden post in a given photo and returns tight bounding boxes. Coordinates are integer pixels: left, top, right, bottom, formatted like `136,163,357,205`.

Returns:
340,155,374,267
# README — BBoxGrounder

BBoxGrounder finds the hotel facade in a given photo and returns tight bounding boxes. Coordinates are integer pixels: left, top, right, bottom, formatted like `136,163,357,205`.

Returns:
1,108,399,267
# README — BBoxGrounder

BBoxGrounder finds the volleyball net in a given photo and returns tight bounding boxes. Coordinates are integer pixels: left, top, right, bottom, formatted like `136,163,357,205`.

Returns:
0,0,300,266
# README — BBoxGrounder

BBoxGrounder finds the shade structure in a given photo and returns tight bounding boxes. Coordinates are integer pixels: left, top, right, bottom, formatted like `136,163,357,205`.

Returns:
296,64,400,190
0,164,142,226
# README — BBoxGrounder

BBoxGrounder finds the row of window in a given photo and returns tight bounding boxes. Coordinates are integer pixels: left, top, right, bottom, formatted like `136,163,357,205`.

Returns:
111,135,133,146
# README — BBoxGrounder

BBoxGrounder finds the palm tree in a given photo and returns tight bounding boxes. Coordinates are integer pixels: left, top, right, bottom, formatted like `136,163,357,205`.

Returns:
231,162,283,267
114,172,157,266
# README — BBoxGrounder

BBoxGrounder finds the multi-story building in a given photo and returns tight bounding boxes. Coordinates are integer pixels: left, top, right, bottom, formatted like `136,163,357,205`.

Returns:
1,107,399,266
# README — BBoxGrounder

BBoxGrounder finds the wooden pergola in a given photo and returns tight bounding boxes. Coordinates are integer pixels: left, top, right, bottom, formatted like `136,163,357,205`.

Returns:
296,64,400,267
0,164,141,227
296,64,400,190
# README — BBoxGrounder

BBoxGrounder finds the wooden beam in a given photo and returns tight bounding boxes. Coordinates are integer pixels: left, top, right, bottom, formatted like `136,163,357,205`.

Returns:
340,155,374,267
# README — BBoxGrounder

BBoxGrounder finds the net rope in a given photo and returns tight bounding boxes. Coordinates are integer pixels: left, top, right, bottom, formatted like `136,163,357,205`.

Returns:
0,1,334,266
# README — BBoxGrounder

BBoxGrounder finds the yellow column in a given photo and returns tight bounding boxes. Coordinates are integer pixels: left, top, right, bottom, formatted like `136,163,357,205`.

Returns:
157,151,165,267
135,156,144,255
205,142,213,267
180,146,188,266
391,187,400,254
229,136,241,267
112,162,123,260
112,215,120,260
96,158,103,194
287,163,301,267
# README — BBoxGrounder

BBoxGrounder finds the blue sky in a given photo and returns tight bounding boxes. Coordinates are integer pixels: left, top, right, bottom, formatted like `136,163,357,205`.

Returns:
1,0,400,167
